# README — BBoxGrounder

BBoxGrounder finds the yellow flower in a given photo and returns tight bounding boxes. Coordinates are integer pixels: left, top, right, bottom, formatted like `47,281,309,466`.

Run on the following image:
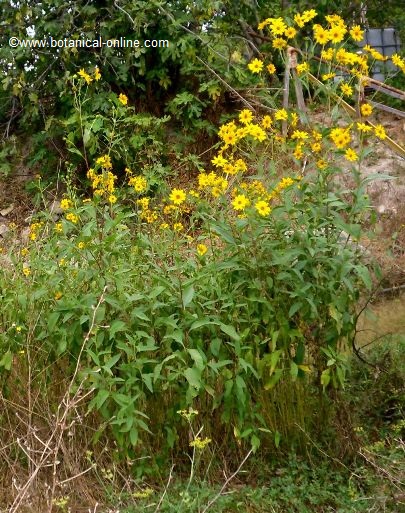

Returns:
255,200,271,216
173,222,183,232
284,26,297,39
272,38,287,50
54,222,63,233
239,109,254,125
340,82,353,97
197,243,208,256
328,25,346,44
345,148,358,161
269,17,287,36
78,68,93,84
118,93,128,105
261,115,273,129
22,267,31,277
322,72,335,81
169,188,186,205
317,159,328,170
65,213,78,224
132,488,154,499
302,9,317,22
222,131,238,146
223,162,236,175
232,194,250,211
58,258,66,266
350,25,364,42
137,197,150,210
360,103,373,117
248,58,264,73
330,127,351,149
54,291,63,300
296,62,309,74
391,54,405,69
291,130,308,140
313,26,330,45
274,108,288,121
374,124,386,140
321,48,335,61
311,142,322,152
356,122,372,133
21,247,29,256
60,198,73,210
211,154,228,168
128,175,147,193
94,66,101,81
108,194,117,204
293,143,304,160
96,155,112,169
267,63,276,74
234,159,247,173
189,437,212,450
77,241,85,249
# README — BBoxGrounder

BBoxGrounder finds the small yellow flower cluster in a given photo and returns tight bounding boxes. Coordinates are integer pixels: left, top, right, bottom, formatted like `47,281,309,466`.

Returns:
296,62,309,75
28,221,43,241
95,154,112,169
330,127,351,149
197,171,228,199
217,118,267,147
78,66,101,85
87,165,117,202
22,266,31,277
65,212,79,224
60,198,73,210
128,175,148,194
189,436,212,450
134,197,160,225
132,488,154,499
54,222,63,233
177,408,199,421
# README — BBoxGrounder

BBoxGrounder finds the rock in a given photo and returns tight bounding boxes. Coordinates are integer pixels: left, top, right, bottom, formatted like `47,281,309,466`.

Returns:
0,204,14,216
0,223,9,237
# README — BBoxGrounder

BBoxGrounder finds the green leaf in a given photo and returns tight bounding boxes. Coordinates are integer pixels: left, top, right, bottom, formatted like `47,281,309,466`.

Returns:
129,427,138,446
109,320,127,339
0,350,13,371
190,318,218,330
251,434,260,453
288,301,302,317
182,285,194,307
264,369,282,390
184,367,202,389
290,361,299,380
187,348,204,371
48,312,60,332
274,430,281,448
219,323,240,341
321,369,331,389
